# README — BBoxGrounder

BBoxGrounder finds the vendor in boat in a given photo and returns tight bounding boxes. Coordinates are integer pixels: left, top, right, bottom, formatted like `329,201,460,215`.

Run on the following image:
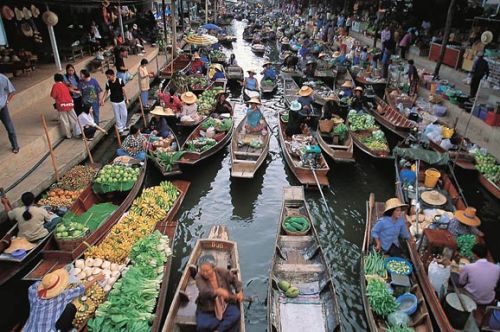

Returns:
316,52,330,70
297,85,314,112
212,64,226,81
213,91,233,116
282,51,299,70
371,197,411,257
303,60,316,79
457,243,500,306
261,61,277,82
242,70,259,91
286,100,304,136
351,86,366,110
322,95,340,120
339,80,353,98
245,98,266,134
22,268,104,332
1,192,60,242
159,87,183,113
228,54,238,66
448,207,484,238
195,254,243,332
180,91,202,123
190,53,205,75
117,125,147,161
146,106,175,138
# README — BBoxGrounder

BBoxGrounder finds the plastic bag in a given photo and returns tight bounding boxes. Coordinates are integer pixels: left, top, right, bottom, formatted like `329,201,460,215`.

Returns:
428,261,451,300
387,311,410,327
440,139,454,151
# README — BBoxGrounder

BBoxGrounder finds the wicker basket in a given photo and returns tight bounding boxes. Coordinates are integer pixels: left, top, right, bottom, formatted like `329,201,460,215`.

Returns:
319,119,335,133
282,215,311,236
55,231,89,252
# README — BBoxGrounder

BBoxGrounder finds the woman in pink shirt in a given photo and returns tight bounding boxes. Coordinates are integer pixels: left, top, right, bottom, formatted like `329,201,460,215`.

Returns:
50,74,78,139
399,31,414,60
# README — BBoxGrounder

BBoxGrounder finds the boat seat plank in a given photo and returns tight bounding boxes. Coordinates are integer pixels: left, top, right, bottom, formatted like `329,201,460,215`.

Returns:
275,263,325,273
234,151,262,158
279,302,326,332
175,279,198,326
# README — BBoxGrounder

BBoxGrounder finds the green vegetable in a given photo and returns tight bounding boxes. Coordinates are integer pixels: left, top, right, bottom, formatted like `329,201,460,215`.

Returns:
457,234,476,259
285,286,300,298
474,151,500,185
366,279,399,317
347,111,377,131
150,151,184,172
364,251,386,277
386,324,415,332
278,280,291,292
386,260,411,275
332,123,348,141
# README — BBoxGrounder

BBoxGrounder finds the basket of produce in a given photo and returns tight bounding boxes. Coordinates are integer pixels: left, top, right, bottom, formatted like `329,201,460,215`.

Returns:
92,164,140,194
187,75,210,91
396,292,418,315
282,215,311,235
384,257,413,275
54,222,90,251
38,188,84,209
198,87,224,115
319,119,335,133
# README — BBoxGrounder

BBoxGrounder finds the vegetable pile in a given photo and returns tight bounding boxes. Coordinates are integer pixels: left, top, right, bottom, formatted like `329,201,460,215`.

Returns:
92,165,140,194
348,111,377,131
360,130,389,152
278,280,300,298
198,87,224,114
386,259,412,275
209,50,226,60
88,231,172,331
332,123,348,141
475,151,500,186
152,137,175,154
366,279,399,317
283,216,310,233
188,75,210,90
457,234,476,259
39,188,84,208
59,165,98,191
151,151,184,172
185,137,217,153
85,181,178,264
364,251,386,277
55,222,89,240
62,203,118,232
73,258,125,292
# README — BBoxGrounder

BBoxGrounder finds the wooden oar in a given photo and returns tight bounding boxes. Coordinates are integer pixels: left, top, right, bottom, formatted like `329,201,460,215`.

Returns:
41,114,60,181
309,165,330,213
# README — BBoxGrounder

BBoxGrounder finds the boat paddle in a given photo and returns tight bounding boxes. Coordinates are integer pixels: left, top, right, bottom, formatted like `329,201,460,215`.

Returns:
309,165,330,213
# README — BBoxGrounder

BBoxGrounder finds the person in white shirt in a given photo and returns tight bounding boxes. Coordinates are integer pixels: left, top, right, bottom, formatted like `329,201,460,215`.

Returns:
75,104,106,140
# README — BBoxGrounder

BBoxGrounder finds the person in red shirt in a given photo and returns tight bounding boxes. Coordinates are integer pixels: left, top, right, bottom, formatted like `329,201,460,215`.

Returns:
50,73,78,139
159,87,182,113
190,53,205,74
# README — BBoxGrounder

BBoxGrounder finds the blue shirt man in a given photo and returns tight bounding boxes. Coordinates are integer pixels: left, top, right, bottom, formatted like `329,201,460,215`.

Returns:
0,73,19,152
262,67,277,81
371,216,410,252
212,70,225,81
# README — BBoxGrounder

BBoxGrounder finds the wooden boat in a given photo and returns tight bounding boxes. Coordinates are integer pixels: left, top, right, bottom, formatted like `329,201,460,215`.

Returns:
351,68,387,98
177,112,234,166
348,114,393,160
218,35,236,45
361,193,434,332
230,114,270,178
226,65,244,81
22,159,147,280
312,84,334,107
478,173,500,200
243,30,253,42
161,54,191,79
283,76,299,107
369,96,416,138
148,127,183,178
251,44,266,55
316,126,355,163
278,111,330,188
314,68,337,81
268,186,341,332
162,225,245,332
260,78,277,94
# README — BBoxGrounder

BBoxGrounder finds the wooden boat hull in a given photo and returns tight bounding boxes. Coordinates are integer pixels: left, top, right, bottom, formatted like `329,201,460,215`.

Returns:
149,126,183,178
428,141,476,170
251,45,266,55
226,65,244,81
161,54,191,79
369,97,415,138
230,115,270,178
162,225,245,332
260,79,277,94
282,77,300,107
350,130,392,160
478,173,500,200
278,112,330,187
268,187,341,332
317,131,355,163
361,193,434,332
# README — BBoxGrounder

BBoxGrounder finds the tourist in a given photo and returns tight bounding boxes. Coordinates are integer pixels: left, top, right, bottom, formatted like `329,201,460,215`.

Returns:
213,91,233,116
1,192,59,242
381,43,392,79
243,70,259,91
190,53,205,74
78,69,103,123
212,64,226,81
448,207,483,238
23,268,104,332
114,47,131,84
102,69,129,135
180,91,202,123
159,87,182,113
399,30,413,60
195,254,243,332
297,85,314,111
351,87,366,110
117,125,147,161
458,244,500,305
244,98,266,134
51,74,78,139
407,59,419,96
147,107,174,139
0,73,19,153
371,197,410,257
138,59,154,107
470,52,489,99
75,104,106,140
63,64,83,116
261,62,277,82
381,26,391,48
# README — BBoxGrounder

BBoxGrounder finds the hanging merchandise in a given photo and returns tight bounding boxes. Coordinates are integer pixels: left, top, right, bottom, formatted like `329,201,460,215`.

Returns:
2,6,15,21
22,7,32,20
14,7,24,21
20,22,34,38
30,5,41,18
42,10,58,26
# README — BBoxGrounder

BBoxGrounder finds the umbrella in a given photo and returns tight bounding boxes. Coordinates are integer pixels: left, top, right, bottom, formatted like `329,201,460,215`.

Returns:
184,34,219,46
200,23,221,31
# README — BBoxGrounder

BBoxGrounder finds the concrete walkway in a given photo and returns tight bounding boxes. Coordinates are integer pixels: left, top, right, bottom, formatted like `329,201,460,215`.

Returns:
0,46,169,218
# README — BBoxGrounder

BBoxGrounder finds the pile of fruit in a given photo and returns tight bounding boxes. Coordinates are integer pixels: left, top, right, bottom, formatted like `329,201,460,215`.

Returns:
59,165,98,191
360,130,389,152
278,280,300,298
198,87,224,114
209,50,226,60
185,137,217,153
38,188,84,208
475,151,500,186
88,231,171,331
85,181,178,264
348,110,378,131
55,222,89,240
93,164,140,194
188,75,210,90
283,216,310,233
72,284,106,329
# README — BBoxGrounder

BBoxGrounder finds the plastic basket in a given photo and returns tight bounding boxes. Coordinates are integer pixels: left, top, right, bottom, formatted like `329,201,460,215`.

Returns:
55,230,90,252
282,215,311,236
319,119,335,133
424,168,441,188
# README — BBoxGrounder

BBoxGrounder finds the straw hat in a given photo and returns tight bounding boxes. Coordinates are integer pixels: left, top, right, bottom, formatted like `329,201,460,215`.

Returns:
181,91,197,104
151,106,174,117
306,59,316,65
42,10,59,26
247,97,261,105
454,207,481,227
216,90,228,97
247,69,256,74
262,61,271,67
325,94,337,101
383,197,408,213
481,31,493,45
21,23,34,37
14,7,24,21
102,0,110,7
354,86,363,92
213,63,223,71
37,268,69,299
421,190,447,206
318,52,327,58
290,100,302,111
4,237,36,254
2,6,14,21
341,80,353,88
281,37,289,44
30,5,40,18
298,85,314,97
192,52,201,59
332,51,341,57
22,7,32,20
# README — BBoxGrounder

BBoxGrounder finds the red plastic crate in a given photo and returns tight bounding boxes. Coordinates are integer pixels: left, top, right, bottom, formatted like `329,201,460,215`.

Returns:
485,112,500,126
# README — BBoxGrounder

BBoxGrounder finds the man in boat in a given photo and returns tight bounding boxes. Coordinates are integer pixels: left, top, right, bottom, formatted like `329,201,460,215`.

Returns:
195,254,243,332
303,60,316,80
457,243,500,306
351,86,366,110
146,106,176,139
371,198,411,257
213,91,233,116
190,53,205,75
117,125,147,161
447,207,484,238
282,52,299,71
261,61,277,82
316,52,330,70
286,100,304,136
245,98,266,134
22,268,104,332
297,85,314,111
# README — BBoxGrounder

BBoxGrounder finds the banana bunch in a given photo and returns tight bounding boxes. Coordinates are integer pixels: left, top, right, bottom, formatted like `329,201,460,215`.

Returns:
72,285,105,328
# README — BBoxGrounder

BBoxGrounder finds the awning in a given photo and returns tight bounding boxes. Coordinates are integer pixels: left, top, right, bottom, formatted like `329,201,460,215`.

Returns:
184,34,218,46
393,147,450,166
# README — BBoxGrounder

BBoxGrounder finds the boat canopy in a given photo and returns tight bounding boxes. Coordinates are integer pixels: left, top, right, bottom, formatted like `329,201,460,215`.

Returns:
393,147,450,166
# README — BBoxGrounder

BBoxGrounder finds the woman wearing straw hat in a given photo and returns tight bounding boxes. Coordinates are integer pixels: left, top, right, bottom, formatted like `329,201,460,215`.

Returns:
371,197,411,257
190,53,205,75
213,90,232,117
244,98,266,134
447,207,484,238
339,80,353,98
261,61,277,82
180,91,202,123
147,106,175,138
242,69,259,92
297,85,314,111
23,268,104,331
351,86,366,110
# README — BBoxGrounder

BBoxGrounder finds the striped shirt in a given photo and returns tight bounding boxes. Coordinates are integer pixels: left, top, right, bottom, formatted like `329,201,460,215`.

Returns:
23,282,84,332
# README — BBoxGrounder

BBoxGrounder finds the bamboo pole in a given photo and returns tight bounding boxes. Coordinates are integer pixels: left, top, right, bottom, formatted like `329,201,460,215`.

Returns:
171,0,176,75
41,114,60,181
138,95,148,127
76,118,94,164
114,125,122,146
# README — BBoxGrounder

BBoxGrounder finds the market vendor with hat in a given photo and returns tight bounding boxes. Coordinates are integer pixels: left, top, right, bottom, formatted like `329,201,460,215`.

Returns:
339,80,353,98
242,69,259,92
180,91,202,123
280,37,290,51
146,106,175,138
297,85,314,111
23,268,104,331
351,86,366,110
322,94,341,120
316,52,330,70
447,207,484,238
371,197,411,257
190,53,205,74
303,60,316,79
261,61,277,82
286,100,304,136
213,90,233,116
211,64,226,81
244,98,266,134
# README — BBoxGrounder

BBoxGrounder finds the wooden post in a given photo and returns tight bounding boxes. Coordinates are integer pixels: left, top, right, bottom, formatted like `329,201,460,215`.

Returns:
114,125,122,146
41,114,60,181
138,95,148,127
171,0,176,74
76,118,94,164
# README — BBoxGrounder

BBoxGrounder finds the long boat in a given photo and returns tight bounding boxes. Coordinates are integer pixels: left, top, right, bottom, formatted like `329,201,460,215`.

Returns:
369,97,416,138
316,126,355,163
361,193,434,332
251,43,266,55
160,54,191,79
177,112,234,166
230,114,270,178
22,159,148,280
278,111,330,188
282,76,300,107
268,186,341,331
162,225,245,332
348,119,393,160
226,65,244,81
148,127,183,178
384,87,417,111
478,173,500,200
